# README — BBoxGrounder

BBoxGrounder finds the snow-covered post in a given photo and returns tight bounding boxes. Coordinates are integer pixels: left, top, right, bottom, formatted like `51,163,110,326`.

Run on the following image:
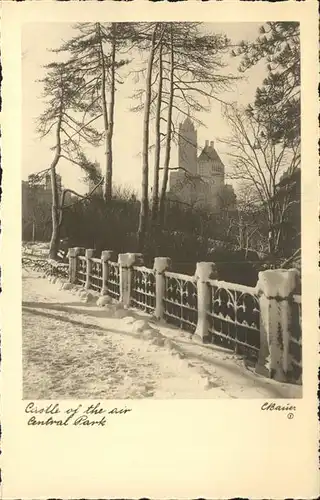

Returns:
68,247,79,284
153,257,171,320
101,250,115,296
255,268,300,382
85,249,95,290
71,247,85,284
118,253,144,307
194,262,218,343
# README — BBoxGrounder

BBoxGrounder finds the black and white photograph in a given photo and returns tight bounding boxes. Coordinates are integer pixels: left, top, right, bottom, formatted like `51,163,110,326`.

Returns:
21,20,302,400
2,0,320,497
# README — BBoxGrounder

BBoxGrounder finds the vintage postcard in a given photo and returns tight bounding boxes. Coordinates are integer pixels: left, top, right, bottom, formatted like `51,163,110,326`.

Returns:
0,0,319,498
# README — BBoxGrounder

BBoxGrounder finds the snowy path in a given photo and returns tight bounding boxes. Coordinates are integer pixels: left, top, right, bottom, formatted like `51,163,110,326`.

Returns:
22,270,302,399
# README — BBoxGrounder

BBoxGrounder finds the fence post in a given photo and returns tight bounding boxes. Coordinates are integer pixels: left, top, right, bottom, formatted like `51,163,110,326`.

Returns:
194,262,218,343
68,247,79,284
118,252,144,307
85,249,95,290
153,257,172,320
255,268,300,382
101,250,115,296
71,247,85,284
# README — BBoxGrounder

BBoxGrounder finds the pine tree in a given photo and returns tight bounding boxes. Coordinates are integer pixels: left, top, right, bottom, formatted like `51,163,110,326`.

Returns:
37,61,102,258
234,22,300,150
54,22,129,202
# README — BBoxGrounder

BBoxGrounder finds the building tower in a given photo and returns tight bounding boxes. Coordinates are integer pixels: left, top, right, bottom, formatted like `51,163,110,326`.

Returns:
197,140,225,183
44,172,62,192
178,116,197,175
197,140,226,209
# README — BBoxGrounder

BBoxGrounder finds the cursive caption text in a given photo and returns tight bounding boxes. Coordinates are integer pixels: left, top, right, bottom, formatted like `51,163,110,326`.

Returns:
25,402,132,427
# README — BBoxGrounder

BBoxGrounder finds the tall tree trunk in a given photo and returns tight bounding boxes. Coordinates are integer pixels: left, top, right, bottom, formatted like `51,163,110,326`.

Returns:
158,27,174,228
32,221,36,243
49,164,60,259
105,23,116,202
96,23,110,203
267,201,277,255
151,41,163,225
137,25,158,250
49,109,63,260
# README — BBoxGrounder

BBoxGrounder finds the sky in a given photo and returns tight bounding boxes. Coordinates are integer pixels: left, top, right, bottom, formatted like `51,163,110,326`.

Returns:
22,22,267,196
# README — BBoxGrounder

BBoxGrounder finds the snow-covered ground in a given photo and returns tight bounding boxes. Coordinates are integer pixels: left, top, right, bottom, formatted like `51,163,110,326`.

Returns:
22,269,302,399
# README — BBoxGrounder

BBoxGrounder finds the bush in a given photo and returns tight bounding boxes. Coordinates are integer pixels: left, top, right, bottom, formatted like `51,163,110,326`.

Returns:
60,194,262,285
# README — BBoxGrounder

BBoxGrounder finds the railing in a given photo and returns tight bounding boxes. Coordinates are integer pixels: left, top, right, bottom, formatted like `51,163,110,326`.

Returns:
76,256,87,286
131,266,156,314
289,294,302,381
207,280,260,361
106,261,120,300
65,248,302,385
163,271,198,333
90,258,103,292
48,260,69,279
22,254,68,279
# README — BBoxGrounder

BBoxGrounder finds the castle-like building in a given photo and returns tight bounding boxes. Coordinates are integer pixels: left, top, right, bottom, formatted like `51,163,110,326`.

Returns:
22,172,63,214
168,117,236,211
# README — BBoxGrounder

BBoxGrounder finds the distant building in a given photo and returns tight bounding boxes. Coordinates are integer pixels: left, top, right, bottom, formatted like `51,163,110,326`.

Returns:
168,117,236,211
22,171,72,241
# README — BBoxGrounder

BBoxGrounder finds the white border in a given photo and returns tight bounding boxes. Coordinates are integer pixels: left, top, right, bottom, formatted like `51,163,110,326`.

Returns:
1,1,319,498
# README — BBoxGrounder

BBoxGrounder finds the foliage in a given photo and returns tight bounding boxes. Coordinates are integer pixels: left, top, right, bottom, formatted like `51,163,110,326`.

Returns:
33,22,302,275
54,22,131,201
37,61,104,258
233,22,300,149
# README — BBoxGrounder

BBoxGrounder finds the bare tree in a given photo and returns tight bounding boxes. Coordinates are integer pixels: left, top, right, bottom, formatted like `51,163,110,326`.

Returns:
221,103,300,254
158,23,235,226
130,22,235,232
151,38,164,224
37,62,102,258
158,24,174,226
137,23,164,249
226,183,267,255
54,22,129,202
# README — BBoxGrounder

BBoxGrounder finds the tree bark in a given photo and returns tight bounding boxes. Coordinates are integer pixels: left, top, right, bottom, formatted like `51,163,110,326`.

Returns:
96,23,111,203
158,27,174,228
137,25,158,250
49,164,60,259
49,108,63,260
105,23,116,202
151,41,163,225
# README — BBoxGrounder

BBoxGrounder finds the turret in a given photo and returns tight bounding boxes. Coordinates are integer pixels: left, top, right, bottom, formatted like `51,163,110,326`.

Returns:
197,139,225,180
178,117,198,175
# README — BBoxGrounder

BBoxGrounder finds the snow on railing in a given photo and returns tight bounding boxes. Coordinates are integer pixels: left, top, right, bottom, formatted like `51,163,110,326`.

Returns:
76,256,87,286
207,279,260,361
48,259,69,279
131,266,156,314
106,261,120,300
290,293,302,381
163,271,198,333
89,257,103,292
22,253,68,279
67,249,302,385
